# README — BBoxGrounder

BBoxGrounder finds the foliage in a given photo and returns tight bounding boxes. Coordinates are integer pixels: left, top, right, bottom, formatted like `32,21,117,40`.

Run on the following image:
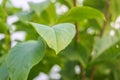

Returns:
0,0,120,80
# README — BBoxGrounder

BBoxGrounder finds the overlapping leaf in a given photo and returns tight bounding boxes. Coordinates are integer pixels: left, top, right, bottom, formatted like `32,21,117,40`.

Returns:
28,1,50,16
58,6,105,23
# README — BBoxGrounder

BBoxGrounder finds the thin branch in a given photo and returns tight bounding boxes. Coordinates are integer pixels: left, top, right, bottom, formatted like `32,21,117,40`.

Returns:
79,63,86,80
75,23,79,43
73,0,79,44
90,0,111,80
100,0,111,37
73,0,77,6
73,0,85,80
89,66,97,80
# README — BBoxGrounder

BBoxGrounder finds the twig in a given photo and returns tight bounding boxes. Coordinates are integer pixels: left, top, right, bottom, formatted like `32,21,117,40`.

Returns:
75,23,79,43
90,0,111,80
89,66,97,80
100,0,111,37
79,63,86,80
73,0,79,44
73,0,85,80
73,0,77,6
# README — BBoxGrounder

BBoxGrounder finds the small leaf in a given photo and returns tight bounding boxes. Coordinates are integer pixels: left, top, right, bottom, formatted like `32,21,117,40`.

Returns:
83,0,106,12
111,0,120,20
37,3,57,25
93,31,120,59
6,39,46,80
57,0,73,8
16,11,34,21
30,22,76,54
28,1,50,16
58,6,105,23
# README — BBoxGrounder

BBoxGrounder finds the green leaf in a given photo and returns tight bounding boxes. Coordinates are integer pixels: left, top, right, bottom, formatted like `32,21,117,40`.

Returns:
45,3,57,25
93,31,120,59
0,54,8,65
6,39,46,80
93,43,120,64
60,43,88,68
57,0,73,8
16,11,34,21
0,63,9,80
35,3,57,25
30,22,76,54
113,71,120,80
28,1,50,16
28,49,62,80
6,1,22,15
80,31,95,55
14,21,39,40
60,61,78,80
83,0,106,12
58,6,105,23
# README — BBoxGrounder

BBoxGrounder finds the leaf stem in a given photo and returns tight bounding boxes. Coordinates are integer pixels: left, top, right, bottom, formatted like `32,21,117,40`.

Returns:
2,0,11,53
4,30,11,53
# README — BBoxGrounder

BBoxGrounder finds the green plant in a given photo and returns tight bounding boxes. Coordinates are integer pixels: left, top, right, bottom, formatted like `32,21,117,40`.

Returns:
0,0,120,80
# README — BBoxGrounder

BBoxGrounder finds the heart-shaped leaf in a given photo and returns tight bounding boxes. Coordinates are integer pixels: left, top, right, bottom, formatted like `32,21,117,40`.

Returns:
6,39,46,80
30,22,76,54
